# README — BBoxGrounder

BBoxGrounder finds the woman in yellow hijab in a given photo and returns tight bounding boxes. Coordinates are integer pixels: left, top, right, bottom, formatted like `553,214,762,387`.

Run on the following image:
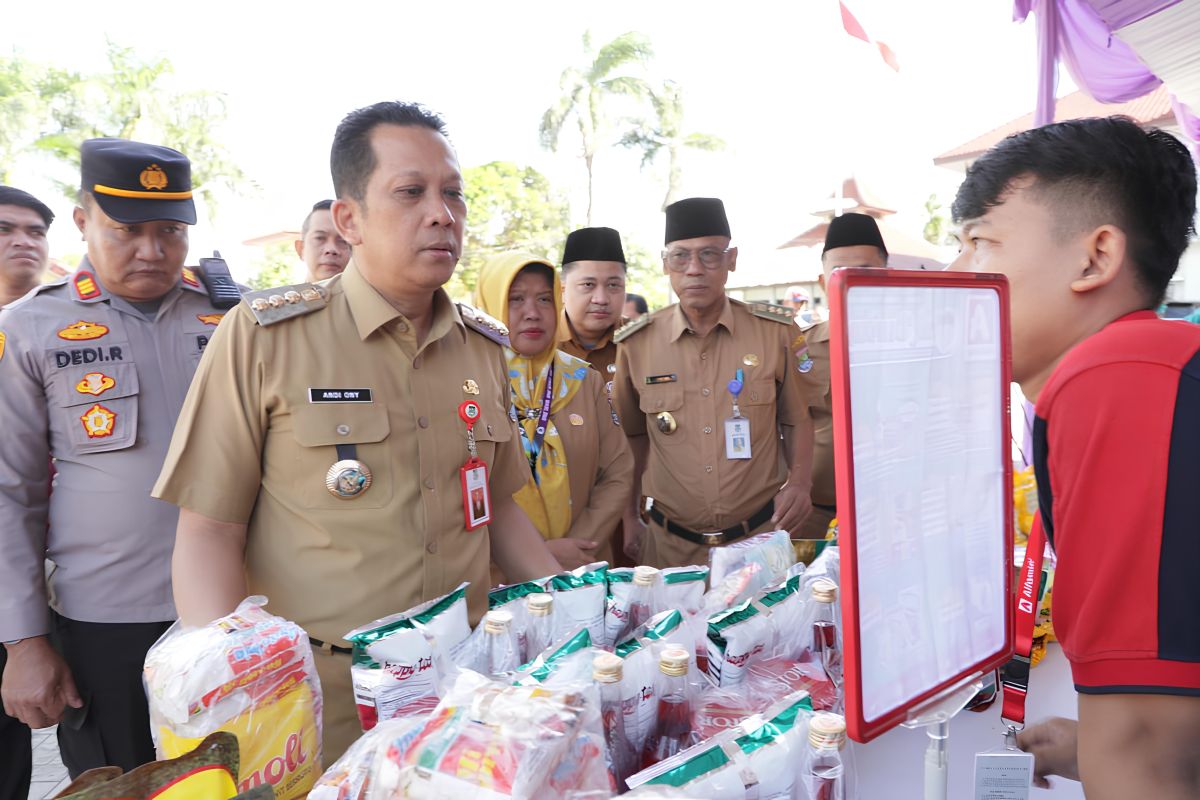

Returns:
475,252,633,570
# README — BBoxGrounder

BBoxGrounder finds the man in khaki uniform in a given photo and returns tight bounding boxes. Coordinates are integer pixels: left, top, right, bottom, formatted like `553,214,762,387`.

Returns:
556,226,637,564
295,199,350,281
154,102,560,762
0,140,230,777
795,212,889,543
613,197,815,568
557,226,627,378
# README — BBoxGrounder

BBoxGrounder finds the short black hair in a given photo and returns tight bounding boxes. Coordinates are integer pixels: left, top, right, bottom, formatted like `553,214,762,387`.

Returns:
952,116,1197,305
625,292,648,314
330,102,448,203
301,199,334,236
0,186,54,227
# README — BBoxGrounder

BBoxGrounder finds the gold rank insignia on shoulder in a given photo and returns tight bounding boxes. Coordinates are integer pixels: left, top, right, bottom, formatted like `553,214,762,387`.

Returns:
613,313,653,343
458,302,510,346
244,283,327,327
746,300,796,324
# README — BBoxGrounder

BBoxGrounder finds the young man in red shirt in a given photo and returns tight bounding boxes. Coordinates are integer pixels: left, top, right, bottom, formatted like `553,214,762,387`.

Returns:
950,116,1200,799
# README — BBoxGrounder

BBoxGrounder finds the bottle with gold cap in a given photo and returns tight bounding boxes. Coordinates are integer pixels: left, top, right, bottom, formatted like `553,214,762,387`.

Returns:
483,608,520,676
806,712,847,800
524,592,554,660
617,565,660,644
811,578,843,694
640,646,693,769
593,652,634,789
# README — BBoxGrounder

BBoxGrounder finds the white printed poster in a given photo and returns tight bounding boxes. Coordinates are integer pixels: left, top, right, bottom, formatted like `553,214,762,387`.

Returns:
843,284,1008,724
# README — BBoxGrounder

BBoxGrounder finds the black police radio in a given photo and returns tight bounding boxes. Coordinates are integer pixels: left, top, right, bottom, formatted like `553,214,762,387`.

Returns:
194,251,244,309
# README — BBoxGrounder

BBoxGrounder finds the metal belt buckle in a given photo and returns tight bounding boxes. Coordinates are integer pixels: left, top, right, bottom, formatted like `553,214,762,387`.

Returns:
702,531,725,545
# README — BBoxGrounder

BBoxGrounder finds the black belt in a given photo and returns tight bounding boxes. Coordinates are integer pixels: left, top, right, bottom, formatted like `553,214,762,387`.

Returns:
648,499,775,547
309,636,352,655
812,502,837,513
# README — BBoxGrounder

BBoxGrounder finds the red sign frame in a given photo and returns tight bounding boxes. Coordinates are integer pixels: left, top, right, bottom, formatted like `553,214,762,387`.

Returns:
828,268,1015,742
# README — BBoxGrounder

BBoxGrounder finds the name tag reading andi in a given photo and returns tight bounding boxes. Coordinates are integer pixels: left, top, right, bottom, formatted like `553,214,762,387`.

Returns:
308,388,374,403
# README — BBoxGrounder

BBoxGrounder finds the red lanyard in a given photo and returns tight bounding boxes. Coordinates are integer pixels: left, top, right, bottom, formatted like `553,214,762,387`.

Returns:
1000,514,1047,730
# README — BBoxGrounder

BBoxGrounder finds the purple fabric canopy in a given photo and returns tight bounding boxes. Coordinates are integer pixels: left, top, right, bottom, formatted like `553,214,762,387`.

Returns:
1014,0,1199,157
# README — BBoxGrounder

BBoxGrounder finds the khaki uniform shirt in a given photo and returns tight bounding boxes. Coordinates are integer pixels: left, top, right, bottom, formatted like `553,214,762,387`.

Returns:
557,309,620,379
555,367,633,560
613,298,808,538
0,262,226,639
152,263,528,643
795,320,836,539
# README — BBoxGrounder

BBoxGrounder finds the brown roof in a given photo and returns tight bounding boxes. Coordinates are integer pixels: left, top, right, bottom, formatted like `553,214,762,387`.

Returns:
808,177,897,217
778,216,947,269
933,85,1174,166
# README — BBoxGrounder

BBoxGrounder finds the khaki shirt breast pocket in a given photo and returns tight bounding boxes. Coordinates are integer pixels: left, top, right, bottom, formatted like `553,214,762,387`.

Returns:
466,406,513,469
54,362,140,454
638,385,684,444
741,378,778,435
291,403,394,509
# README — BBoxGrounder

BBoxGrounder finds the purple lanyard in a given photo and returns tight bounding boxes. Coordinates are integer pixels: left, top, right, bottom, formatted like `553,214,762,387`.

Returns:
531,361,555,455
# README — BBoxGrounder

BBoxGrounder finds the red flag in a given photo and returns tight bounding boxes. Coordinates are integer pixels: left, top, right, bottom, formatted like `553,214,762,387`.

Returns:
840,1,870,42
877,41,900,72
839,1,900,72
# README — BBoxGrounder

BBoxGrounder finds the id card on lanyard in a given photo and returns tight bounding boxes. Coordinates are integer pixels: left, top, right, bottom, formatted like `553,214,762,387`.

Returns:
725,368,751,460
459,400,491,530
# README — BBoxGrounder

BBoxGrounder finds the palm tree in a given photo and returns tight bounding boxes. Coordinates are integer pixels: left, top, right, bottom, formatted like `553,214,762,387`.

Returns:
540,31,653,225
620,80,725,211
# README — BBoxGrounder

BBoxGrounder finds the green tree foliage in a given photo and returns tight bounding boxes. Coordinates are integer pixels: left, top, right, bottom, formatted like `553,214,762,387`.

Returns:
0,42,244,215
447,161,572,301
923,193,954,246
539,31,653,225
620,80,725,210
246,241,299,291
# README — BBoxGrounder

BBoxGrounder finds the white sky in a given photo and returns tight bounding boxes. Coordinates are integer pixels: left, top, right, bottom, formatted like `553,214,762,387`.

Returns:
2,0,1074,288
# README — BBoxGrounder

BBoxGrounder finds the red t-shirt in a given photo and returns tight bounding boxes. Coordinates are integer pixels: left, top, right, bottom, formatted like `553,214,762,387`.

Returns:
1033,310,1200,695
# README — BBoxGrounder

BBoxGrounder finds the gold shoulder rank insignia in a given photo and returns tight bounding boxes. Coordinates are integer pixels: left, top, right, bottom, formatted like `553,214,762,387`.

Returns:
613,313,653,343
244,284,327,327
458,302,509,346
747,301,796,324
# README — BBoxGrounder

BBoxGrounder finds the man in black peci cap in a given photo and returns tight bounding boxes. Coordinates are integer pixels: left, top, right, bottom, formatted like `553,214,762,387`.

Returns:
612,197,815,567
792,212,889,550
557,225,629,379
0,138,235,777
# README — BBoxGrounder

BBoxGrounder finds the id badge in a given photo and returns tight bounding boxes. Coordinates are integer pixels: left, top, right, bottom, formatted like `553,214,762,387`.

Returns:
724,417,751,459
973,750,1033,800
461,458,492,530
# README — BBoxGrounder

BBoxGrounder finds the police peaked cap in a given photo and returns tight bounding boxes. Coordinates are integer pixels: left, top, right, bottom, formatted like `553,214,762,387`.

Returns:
823,212,887,255
664,197,731,245
561,226,626,265
81,138,197,225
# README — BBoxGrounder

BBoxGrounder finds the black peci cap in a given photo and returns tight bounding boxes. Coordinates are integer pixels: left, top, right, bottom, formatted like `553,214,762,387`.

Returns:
664,197,731,245
823,212,887,255
80,138,196,225
561,226,626,265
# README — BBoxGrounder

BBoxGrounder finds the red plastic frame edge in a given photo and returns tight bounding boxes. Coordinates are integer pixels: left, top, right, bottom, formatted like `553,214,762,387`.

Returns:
828,268,1016,743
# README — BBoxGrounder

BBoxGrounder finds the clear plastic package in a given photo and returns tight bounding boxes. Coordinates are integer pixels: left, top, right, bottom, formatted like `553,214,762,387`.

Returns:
143,596,322,800
627,691,814,798
345,583,470,730
548,562,610,646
